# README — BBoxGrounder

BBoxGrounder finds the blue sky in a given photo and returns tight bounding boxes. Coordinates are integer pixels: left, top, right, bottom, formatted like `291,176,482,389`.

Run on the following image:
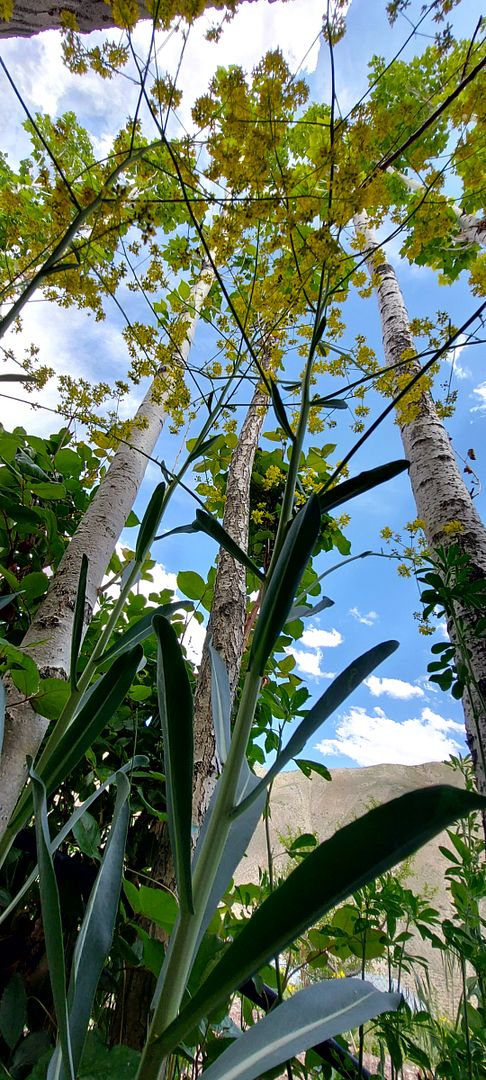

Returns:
1,0,484,771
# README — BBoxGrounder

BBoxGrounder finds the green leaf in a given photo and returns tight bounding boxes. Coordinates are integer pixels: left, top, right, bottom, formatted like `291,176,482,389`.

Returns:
269,380,295,442
178,279,191,300
0,973,27,1049
29,764,75,1080
19,571,49,605
153,616,193,915
287,595,334,621
310,396,348,409
177,569,206,601
0,592,17,612
70,554,88,691
72,810,101,860
95,600,191,666
29,481,67,500
54,448,83,477
160,785,485,1054
195,510,265,582
237,640,398,812
135,482,166,562
32,678,71,720
250,496,321,675
319,461,409,514
209,643,231,765
123,881,178,932
199,980,400,1080
295,759,332,781
187,434,222,465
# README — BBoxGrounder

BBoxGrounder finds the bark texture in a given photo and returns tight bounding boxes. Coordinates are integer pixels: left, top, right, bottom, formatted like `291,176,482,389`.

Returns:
0,263,213,838
192,386,268,826
0,0,270,38
358,220,486,795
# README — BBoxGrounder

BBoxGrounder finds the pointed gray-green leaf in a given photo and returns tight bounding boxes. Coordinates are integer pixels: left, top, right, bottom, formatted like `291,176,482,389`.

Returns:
235,640,399,815
158,785,485,1054
96,601,192,666
201,980,401,1080
30,764,75,1080
156,522,200,541
57,772,130,1080
0,373,36,382
153,615,194,915
319,461,409,514
0,757,147,929
0,592,17,611
195,510,265,582
0,974,27,1050
187,433,222,465
250,496,321,675
287,595,334,621
135,481,166,562
269,379,295,442
209,643,231,765
70,554,88,691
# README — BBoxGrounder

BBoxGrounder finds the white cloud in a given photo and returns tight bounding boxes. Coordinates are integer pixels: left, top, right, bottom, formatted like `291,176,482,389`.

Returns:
301,627,343,649
350,607,377,627
286,646,334,679
365,675,424,700
444,334,470,380
315,705,465,766
471,382,486,412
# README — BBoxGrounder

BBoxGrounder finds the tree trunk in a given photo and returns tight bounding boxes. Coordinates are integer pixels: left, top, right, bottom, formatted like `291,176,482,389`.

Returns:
113,384,267,1046
0,262,213,839
0,0,269,38
358,220,486,796
389,170,486,249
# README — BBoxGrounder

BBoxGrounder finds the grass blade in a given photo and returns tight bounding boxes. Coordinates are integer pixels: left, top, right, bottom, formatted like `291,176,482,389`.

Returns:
250,495,321,675
70,554,88,691
234,640,399,815
158,785,485,1054
200,980,400,1080
195,510,265,582
319,461,409,514
30,764,75,1080
153,615,194,915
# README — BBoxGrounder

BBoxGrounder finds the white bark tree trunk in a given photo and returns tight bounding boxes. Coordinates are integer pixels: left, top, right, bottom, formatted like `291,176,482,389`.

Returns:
0,263,213,838
192,386,268,825
357,218,486,795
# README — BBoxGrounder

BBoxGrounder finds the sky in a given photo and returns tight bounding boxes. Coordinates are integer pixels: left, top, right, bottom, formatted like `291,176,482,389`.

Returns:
1,0,485,773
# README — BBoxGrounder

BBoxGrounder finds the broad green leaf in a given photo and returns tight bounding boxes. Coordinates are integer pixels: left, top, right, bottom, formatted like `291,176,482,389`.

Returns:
135,482,166,562
72,810,101,860
187,433,222,465
18,571,49,604
177,569,206,601
195,510,265,582
123,880,178,932
200,980,400,1080
29,481,66,499
209,642,231,764
159,785,485,1054
10,1030,51,1074
250,495,321,675
30,765,75,1080
0,756,147,929
318,461,409,514
0,973,27,1049
54,448,83,477
295,759,332,782
269,379,295,442
95,600,191,665
153,615,193,915
234,641,399,814
70,554,88,691
32,677,71,721
51,772,130,1080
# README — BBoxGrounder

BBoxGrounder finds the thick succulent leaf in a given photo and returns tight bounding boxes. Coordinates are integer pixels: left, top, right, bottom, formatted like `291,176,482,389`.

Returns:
195,510,265,582
30,765,75,1080
70,554,88,691
250,495,321,675
158,785,485,1055
209,643,231,765
310,395,348,409
269,379,295,442
96,601,191,666
153,615,194,915
234,640,399,815
319,461,409,514
201,980,400,1080
287,595,334,621
135,482,166,562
